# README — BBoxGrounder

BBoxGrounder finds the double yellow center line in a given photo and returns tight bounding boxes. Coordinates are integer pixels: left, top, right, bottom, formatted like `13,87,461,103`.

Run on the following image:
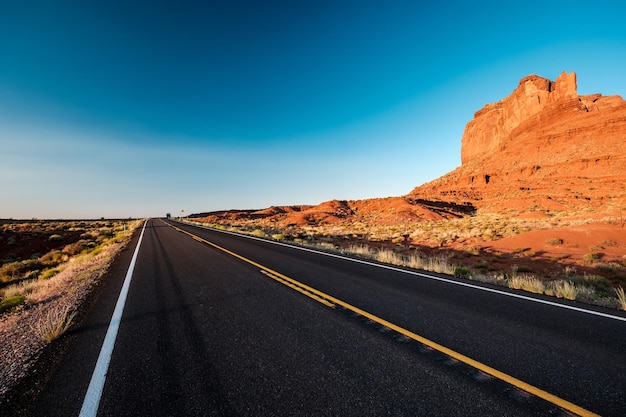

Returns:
165,221,599,417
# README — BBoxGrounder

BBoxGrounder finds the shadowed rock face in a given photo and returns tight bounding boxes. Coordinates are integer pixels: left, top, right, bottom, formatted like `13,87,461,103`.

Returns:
410,71,626,214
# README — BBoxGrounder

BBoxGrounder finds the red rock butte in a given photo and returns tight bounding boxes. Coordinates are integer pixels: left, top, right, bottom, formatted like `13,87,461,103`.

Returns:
409,71,626,214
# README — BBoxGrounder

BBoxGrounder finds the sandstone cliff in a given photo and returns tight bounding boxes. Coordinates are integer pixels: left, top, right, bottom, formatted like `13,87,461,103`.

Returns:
410,71,626,214
461,72,578,164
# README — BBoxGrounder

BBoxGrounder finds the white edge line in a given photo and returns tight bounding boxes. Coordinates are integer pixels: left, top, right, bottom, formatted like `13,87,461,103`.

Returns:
79,220,148,417
180,220,626,323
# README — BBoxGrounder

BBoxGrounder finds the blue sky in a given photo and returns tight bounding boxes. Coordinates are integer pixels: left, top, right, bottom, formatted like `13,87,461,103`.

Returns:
1,1,625,219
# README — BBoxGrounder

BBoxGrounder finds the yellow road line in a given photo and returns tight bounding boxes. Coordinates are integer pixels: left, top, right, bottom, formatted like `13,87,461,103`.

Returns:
164,220,600,417
260,270,335,307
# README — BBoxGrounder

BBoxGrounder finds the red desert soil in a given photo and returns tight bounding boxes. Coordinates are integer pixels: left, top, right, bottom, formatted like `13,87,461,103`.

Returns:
479,223,626,265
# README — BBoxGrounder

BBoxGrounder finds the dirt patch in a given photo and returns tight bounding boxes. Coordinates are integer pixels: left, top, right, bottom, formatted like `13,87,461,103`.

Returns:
479,223,626,265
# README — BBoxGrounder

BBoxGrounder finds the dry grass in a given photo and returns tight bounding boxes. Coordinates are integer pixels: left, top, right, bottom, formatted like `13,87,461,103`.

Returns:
344,244,455,275
374,249,405,266
346,245,374,257
616,286,626,311
550,280,577,300
33,304,77,344
508,275,545,294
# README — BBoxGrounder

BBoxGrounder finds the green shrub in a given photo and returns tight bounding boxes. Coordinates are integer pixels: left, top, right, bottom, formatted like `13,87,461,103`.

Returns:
571,275,612,298
0,260,42,283
454,266,472,279
0,295,26,314
48,234,63,242
40,269,60,280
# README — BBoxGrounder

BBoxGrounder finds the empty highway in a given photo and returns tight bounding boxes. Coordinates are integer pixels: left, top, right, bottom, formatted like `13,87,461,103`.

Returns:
21,219,626,416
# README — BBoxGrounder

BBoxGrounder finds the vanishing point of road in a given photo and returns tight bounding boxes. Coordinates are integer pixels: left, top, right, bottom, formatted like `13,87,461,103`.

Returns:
20,219,626,416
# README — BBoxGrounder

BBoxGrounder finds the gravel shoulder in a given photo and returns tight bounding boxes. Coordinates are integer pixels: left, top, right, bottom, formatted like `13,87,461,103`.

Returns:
0,227,139,413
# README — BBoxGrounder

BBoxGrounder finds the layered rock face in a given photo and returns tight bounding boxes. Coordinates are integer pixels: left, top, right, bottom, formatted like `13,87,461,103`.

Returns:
461,72,578,164
410,71,626,213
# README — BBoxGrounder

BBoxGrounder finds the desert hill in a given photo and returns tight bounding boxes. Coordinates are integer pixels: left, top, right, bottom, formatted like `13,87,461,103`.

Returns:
192,197,475,227
409,71,626,214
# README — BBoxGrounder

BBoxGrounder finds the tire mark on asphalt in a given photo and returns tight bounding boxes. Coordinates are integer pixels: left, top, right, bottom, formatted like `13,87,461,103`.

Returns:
149,224,183,415
152,223,237,416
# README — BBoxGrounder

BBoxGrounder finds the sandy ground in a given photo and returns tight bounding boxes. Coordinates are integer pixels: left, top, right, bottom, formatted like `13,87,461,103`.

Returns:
480,222,626,265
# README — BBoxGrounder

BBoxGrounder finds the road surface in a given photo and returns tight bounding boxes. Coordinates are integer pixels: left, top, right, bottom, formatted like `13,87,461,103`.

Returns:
20,219,626,416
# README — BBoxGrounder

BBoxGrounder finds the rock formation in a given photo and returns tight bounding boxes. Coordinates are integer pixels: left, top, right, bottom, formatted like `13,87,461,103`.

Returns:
410,71,626,214
461,72,578,164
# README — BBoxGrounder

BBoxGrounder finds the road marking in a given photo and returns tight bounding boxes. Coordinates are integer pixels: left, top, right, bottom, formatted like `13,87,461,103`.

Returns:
79,220,147,417
165,220,600,417
260,269,335,307
184,220,626,323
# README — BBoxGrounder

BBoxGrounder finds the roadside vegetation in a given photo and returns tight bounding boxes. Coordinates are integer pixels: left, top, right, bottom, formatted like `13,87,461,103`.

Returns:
0,219,141,331
0,219,142,403
184,212,626,311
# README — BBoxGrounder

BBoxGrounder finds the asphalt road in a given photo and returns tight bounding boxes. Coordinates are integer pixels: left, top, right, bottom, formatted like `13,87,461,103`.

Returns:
19,219,626,416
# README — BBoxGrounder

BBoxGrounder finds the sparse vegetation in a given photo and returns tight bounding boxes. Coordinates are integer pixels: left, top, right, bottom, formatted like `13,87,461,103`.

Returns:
583,253,601,263
550,280,577,300
34,304,77,344
0,219,142,406
39,268,60,280
0,295,26,314
454,266,472,279
252,229,266,238
546,238,564,246
1,220,132,291
616,286,626,311
508,274,545,294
